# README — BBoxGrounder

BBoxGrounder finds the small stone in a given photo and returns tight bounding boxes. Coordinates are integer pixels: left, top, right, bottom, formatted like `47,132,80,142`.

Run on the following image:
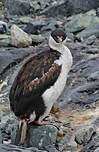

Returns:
57,131,77,152
85,35,96,45
10,24,32,48
91,117,99,127
45,145,59,152
51,102,60,114
30,34,45,43
94,147,99,152
75,125,95,144
57,129,64,137
60,120,70,126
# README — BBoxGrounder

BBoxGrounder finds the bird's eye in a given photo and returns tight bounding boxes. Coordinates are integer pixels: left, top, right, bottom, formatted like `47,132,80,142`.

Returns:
61,36,63,39
57,36,59,39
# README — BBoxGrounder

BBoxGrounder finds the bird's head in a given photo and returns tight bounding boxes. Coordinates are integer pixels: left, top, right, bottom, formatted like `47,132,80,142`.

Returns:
49,29,67,50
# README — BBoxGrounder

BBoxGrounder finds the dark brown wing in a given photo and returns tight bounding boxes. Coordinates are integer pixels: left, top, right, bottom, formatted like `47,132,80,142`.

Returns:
9,48,61,113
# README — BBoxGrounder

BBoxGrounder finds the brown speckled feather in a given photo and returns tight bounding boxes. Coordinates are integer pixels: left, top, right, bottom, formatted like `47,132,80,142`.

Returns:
9,47,61,118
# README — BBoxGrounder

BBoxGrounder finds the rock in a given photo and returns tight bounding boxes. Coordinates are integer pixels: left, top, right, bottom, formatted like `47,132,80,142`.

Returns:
23,125,58,150
5,0,30,15
65,14,99,33
40,1,73,17
30,34,45,44
0,21,8,34
70,0,99,14
77,22,99,40
0,144,47,152
30,0,50,14
95,148,99,152
96,7,99,16
0,130,3,144
40,0,99,17
91,117,99,127
88,71,99,81
86,9,96,16
23,18,46,34
0,47,35,74
81,135,99,152
57,132,77,151
75,125,95,144
10,25,32,48
85,35,96,45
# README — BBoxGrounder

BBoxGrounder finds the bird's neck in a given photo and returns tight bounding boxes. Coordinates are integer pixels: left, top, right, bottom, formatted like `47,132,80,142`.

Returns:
49,35,66,54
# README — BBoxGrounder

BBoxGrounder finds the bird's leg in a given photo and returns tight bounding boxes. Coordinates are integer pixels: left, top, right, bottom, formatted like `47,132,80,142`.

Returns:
33,105,53,126
33,119,49,126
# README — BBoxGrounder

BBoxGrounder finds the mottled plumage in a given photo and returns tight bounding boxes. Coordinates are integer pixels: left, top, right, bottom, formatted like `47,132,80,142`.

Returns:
9,48,61,120
9,28,73,145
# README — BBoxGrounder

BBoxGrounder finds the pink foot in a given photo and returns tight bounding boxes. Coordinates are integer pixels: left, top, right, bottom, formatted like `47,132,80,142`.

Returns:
29,120,49,126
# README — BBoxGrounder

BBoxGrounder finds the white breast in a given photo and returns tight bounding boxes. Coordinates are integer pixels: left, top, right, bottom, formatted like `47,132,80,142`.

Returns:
42,44,72,112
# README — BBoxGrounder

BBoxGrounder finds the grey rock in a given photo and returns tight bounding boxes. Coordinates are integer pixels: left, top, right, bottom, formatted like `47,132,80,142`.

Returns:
94,148,99,152
5,0,30,15
44,145,59,152
30,35,45,44
0,144,47,152
40,1,73,17
69,0,99,14
96,7,99,17
65,14,99,33
91,117,99,127
10,24,32,48
77,23,99,40
40,0,99,17
0,0,6,3
0,47,35,74
0,130,3,144
30,0,50,14
85,35,97,45
23,18,47,34
75,125,95,144
81,135,99,152
60,55,99,106
23,125,58,150
88,71,99,81
57,132,77,152
0,21,8,34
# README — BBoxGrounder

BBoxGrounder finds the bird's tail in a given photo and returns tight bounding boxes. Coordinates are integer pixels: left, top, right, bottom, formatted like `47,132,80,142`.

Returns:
14,120,27,145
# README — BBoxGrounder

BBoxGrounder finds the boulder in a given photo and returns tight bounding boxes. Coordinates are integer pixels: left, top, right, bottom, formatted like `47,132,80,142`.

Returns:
5,0,30,15
23,125,58,150
65,14,99,33
10,25,32,48
76,23,99,40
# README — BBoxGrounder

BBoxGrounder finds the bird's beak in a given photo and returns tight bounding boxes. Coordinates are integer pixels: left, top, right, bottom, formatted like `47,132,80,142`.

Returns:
58,37,62,43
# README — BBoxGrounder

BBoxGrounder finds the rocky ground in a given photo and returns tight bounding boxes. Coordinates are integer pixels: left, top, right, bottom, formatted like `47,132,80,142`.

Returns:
0,0,99,152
